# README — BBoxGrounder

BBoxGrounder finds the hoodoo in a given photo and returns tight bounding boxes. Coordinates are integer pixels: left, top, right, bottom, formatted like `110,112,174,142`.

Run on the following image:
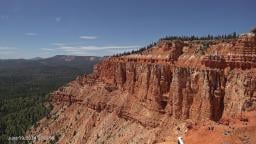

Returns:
29,30,256,144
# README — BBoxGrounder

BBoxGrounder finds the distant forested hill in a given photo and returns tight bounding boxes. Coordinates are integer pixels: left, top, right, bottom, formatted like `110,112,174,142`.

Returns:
0,55,101,143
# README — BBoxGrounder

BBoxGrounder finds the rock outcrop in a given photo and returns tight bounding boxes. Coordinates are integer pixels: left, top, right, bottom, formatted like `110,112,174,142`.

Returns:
29,32,256,144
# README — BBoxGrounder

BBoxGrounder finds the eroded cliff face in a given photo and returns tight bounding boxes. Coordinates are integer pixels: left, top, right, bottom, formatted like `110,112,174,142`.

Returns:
97,61,228,122
29,33,256,144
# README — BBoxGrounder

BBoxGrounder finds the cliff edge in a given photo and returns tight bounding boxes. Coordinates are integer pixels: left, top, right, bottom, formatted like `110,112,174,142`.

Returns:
28,31,256,144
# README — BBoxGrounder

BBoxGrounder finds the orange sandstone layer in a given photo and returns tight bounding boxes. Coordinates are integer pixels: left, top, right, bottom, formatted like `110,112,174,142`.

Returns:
28,33,256,144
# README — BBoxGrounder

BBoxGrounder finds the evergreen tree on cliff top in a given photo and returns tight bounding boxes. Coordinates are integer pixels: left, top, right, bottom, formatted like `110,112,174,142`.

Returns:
251,27,256,34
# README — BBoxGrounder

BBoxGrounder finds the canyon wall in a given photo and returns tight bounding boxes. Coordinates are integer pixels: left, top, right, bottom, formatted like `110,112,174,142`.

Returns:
29,33,256,144
96,59,256,122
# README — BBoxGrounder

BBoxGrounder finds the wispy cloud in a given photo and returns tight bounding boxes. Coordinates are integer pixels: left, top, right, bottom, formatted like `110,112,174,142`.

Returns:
57,45,140,51
0,46,17,51
0,46,17,56
56,17,61,22
45,38,142,56
42,44,141,56
25,33,37,36
41,48,55,51
80,36,97,40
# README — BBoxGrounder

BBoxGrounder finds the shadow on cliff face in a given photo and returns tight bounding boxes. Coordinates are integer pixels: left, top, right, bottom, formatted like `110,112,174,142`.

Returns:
159,99,168,109
211,90,225,122
206,70,226,122
216,95,225,121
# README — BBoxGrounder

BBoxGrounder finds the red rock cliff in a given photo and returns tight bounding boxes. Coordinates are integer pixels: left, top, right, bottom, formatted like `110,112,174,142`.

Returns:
29,32,256,144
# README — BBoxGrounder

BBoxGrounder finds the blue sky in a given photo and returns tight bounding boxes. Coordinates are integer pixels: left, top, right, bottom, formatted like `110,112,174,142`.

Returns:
0,0,255,59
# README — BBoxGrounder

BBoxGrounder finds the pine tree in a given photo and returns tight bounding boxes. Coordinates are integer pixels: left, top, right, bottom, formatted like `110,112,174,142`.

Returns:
251,27,256,34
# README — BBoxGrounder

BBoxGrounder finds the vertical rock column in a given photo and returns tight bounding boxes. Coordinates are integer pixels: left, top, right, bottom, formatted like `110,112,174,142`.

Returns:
114,63,126,89
169,67,192,119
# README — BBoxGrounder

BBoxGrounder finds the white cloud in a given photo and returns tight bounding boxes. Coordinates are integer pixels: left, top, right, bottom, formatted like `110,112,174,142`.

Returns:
56,17,61,22
25,33,37,36
45,43,142,56
57,46,78,52
41,48,55,51
0,47,17,56
80,36,97,40
0,46,17,50
57,45,140,51
99,45,141,50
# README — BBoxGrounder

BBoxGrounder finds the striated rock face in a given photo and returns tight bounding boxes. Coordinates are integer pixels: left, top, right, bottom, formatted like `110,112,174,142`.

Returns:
202,32,256,69
97,61,227,122
169,68,226,121
223,71,256,116
29,32,256,144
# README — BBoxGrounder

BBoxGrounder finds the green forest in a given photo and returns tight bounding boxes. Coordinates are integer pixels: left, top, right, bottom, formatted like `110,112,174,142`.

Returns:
113,32,238,57
0,56,100,143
